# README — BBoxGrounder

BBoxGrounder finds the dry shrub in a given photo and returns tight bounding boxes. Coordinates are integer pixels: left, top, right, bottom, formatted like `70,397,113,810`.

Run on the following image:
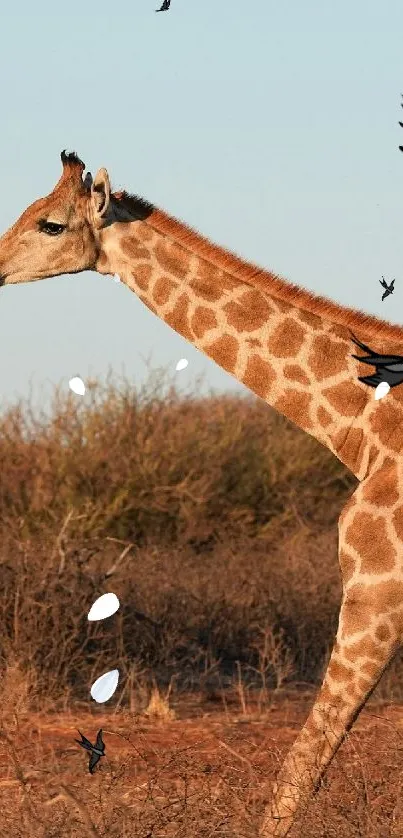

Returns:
0,362,400,706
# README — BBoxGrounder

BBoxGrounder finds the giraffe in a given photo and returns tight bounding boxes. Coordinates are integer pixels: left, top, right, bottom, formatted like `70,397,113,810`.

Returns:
1,150,403,835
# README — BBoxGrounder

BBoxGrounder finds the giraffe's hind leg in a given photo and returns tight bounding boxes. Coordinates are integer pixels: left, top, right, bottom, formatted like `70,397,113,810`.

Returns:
260,460,403,837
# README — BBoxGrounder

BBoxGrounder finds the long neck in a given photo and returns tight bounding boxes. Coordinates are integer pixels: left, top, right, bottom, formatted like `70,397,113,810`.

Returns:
97,208,371,478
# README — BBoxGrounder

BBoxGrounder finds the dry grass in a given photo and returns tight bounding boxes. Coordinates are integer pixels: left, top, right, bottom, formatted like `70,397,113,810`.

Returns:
0,362,402,835
1,697,403,837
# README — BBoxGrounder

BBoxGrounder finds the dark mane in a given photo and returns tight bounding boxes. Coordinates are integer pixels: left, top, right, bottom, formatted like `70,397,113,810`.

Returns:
113,190,154,220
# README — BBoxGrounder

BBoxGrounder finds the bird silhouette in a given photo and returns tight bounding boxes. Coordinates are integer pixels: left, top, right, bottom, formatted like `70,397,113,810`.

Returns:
156,0,171,11
379,276,395,301
75,729,105,774
350,333,403,389
399,93,403,151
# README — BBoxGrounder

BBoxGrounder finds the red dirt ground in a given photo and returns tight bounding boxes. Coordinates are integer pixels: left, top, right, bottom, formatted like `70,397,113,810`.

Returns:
1,690,403,837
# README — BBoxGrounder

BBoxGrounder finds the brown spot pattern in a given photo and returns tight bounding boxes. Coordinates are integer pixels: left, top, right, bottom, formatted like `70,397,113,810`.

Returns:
136,223,154,241
309,334,348,382
327,659,353,684
154,240,190,279
357,678,374,694
343,582,403,638
242,355,276,398
339,598,370,639
360,660,383,679
382,422,403,455
246,337,263,348
164,293,194,341
392,505,403,541
389,610,403,635
316,684,335,708
132,264,152,292
331,324,351,340
298,310,323,329
193,260,240,295
369,402,403,452
345,683,360,700
338,548,356,585
152,276,178,306
267,318,306,358
355,441,370,477
191,306,218,339
377,580,403,611
342,635,385,663
120,233,151,261
331,426,366,476
283,364,310,385
274,390,313,431
375,623,392,642
345,510,396,574
362,461,399,507
323,381,366,417
192,262,223,302
220,272,243,293
273,297,293,314
317,405,333,428
204,335,239,374
224,290,273,333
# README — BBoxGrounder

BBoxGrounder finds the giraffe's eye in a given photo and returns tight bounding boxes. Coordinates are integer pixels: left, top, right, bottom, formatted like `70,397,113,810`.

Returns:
38,220,66,236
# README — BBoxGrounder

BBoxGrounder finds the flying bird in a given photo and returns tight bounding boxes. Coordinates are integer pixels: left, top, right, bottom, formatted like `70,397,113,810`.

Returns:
399,93,403,151
350,333,403,390
75,729,106,774
156,0,171,10
379,276,395,301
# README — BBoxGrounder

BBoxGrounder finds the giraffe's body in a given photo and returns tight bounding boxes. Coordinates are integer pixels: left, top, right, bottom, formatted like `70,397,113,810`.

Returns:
1,152,403,835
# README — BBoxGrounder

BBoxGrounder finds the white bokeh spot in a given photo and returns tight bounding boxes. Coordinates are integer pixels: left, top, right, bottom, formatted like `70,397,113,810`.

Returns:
375,381,390,400
90,669,120,703
88,593,120,621
69,376,86,396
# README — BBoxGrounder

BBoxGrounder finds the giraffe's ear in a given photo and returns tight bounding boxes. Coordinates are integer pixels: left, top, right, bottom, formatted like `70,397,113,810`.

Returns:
91,168,110,218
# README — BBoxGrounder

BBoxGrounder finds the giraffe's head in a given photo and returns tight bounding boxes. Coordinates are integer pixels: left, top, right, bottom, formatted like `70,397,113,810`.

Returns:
0,151,113,285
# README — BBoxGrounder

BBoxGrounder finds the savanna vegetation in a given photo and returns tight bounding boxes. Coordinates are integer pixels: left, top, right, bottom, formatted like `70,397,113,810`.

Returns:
0,364,402,836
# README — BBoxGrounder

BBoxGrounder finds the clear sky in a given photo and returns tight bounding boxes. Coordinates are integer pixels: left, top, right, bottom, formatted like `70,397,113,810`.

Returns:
0,0,402,416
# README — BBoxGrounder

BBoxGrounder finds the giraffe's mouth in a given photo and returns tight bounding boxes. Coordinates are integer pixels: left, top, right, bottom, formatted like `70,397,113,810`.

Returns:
0,275,7,286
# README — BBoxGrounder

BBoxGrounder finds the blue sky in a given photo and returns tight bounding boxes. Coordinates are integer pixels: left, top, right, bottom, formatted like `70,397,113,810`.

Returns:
0,0,402,416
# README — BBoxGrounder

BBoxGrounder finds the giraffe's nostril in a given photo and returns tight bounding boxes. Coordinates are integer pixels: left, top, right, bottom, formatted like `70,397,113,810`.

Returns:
0,274,6,286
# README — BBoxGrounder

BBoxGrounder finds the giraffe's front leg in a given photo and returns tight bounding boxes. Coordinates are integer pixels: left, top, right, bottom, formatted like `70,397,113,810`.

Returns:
260,462,403,837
